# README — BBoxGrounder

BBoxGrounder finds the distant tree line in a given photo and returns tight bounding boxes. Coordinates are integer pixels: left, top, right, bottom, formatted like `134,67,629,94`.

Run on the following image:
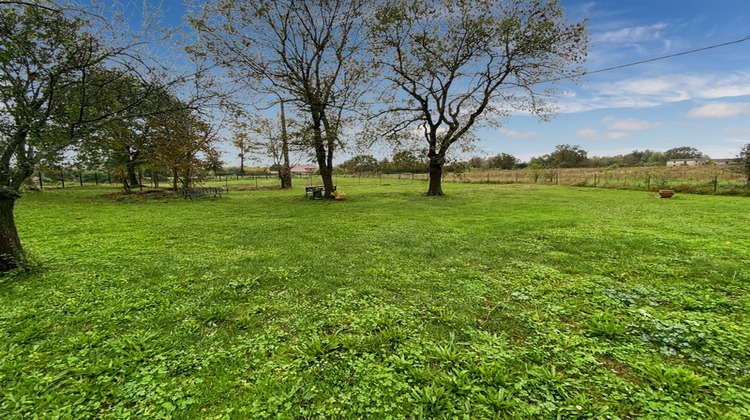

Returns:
528,145,712,168
333,145,721,174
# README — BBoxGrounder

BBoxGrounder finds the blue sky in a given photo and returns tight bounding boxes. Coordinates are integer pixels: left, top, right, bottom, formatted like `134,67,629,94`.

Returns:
152,0,749,164
479,0,750,161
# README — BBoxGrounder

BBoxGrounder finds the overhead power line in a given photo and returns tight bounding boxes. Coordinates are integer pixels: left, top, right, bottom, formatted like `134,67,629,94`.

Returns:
582,34,750,77
538,34,750,85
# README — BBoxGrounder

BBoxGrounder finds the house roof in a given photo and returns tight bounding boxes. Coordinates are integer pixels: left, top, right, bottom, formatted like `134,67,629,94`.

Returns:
291,164,317,172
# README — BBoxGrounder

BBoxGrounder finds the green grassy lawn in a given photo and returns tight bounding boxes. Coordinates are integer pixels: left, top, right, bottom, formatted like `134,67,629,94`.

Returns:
2,181,749,419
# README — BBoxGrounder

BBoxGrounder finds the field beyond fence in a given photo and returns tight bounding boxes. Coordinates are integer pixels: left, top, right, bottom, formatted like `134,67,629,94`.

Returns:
360,165,748,195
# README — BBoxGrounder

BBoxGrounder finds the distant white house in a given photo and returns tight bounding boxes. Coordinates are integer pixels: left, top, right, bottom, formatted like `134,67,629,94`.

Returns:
711,158,738,166
666,158,737,167
290,164,317,174
667,159,702,167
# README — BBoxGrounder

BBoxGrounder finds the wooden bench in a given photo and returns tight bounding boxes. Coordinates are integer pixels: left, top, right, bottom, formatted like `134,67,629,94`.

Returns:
181,186,226,199
305,185,336,199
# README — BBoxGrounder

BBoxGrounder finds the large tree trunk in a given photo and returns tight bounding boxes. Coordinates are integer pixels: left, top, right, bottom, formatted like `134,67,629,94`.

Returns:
312,119,335,198
1,133,33,272
426,159,445,196
125,148,140,188
172,168,179,191
279,158,293,189
313,136,335,197
279,101,292,189
0,196,24,272
319,163,335,198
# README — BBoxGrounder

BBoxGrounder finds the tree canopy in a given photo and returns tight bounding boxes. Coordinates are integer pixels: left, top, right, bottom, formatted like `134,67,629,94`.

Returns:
0,2,188,271
370,0,588,195
191,0,378,197
664,147,708,161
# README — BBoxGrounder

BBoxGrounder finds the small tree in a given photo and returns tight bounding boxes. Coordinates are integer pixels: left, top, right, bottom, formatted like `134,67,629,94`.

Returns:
546,144,589,168
339,155,379,174
647,151,667,166
467,157,485,170
150,107,219,191
261,100,296,189
488,153,519,170
229,117,254,176
390,150,428,173
204,150,224,176
738,143,750,187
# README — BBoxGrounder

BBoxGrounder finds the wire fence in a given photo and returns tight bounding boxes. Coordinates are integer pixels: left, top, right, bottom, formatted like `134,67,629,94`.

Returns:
29,170,311,190
347,165,749,195
30,165,749,195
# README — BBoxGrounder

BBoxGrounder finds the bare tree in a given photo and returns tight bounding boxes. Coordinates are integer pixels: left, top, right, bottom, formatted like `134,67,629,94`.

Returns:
275,99,293,189
257,105,312,188
370,0,588,195
190,0,377,197
228,115,255,176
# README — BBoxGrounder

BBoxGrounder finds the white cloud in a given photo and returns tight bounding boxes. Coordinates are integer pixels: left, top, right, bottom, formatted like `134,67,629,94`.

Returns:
581,2,596,15
602,116,662,131
595,23,668,44
722,126,750,135
498,128,539,139
576,128,630,140
558,72,750,114
687,102,750,119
